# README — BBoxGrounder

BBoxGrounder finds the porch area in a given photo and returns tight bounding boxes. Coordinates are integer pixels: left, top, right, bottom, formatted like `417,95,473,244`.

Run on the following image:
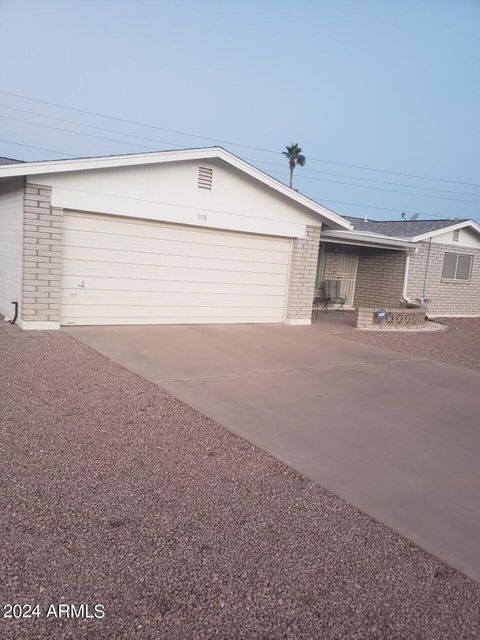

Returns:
314,228,416,313
311,309,357,331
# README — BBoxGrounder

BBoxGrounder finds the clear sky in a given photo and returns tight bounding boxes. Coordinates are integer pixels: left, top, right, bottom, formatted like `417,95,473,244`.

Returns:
1,0,479,221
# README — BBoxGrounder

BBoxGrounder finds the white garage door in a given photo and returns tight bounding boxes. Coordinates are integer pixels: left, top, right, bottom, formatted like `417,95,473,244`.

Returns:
61,212,292,326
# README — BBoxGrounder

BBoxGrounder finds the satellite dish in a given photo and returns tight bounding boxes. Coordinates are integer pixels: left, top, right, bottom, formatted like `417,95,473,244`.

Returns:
402,212,419,221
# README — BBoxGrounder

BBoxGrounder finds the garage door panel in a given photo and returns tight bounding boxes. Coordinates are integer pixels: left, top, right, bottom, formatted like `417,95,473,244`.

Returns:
64,228,290,264
61,275,286,295
65,213,289,253
61,315,284,326
61,213,291,326
63,246,288,274
62,261,288,286
62,291,286,308
61,304,283,320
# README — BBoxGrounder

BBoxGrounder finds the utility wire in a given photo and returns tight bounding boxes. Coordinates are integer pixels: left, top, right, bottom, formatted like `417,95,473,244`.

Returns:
261,167,480,206
0,138,77,157
1,103,477,198
0,138,476,222
1,89,479,188
0,104,184,149
312,197,477,222
3,114,480,206
1,114,165,151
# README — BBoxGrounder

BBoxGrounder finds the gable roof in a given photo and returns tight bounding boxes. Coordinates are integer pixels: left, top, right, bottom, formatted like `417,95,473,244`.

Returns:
0,146,351,230
0,156,23,165
345,216,480,241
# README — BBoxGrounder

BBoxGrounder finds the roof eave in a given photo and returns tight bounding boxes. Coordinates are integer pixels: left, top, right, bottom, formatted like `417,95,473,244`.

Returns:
410,219,480,242
0,146,352,230
321,229,416,251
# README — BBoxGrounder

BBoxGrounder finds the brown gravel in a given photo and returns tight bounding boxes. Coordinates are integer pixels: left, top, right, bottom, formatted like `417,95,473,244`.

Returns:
344,317,480,371
1,334,479,640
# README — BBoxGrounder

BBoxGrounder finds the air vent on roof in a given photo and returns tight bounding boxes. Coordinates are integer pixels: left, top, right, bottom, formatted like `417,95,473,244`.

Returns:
198,166,213,190
452,229,460,242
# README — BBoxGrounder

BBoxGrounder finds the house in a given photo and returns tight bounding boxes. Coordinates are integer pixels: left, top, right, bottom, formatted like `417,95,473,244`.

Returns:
317,216,480,317
1,146,478,330
0,147,352,330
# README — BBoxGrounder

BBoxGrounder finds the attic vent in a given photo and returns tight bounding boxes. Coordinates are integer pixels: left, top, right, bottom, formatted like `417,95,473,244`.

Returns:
198,166,213,190
452,229,460,242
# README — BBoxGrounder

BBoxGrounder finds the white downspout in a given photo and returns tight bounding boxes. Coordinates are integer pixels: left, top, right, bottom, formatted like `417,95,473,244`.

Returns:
402,248,418,306
402,252,412,304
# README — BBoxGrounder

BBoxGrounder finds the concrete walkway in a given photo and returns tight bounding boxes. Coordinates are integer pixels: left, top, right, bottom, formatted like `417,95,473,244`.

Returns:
66,320,480,582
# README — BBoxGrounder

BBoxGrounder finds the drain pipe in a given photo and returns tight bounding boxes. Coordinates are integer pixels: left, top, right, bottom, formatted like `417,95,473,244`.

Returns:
402,249,421,308
11,301,18,325
421,238,433,303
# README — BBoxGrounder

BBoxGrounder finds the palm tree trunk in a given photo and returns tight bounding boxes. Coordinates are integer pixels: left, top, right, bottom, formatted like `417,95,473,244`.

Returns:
289,166,293,188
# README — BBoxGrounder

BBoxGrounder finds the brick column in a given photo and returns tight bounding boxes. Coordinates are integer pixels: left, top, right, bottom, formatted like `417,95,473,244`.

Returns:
285,224,321,325
354,307,375,328
21,183,63,330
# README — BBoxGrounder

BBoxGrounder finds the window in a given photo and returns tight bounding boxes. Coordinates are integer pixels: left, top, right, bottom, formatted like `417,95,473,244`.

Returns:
441,252,473,281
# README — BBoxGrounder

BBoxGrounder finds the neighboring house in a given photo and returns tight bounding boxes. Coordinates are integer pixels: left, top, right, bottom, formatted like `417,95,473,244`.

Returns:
317,216,480,317
0,147,351,329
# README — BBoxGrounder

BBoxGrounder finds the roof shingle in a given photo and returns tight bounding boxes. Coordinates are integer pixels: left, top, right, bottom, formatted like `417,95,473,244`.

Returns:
345,216,467,238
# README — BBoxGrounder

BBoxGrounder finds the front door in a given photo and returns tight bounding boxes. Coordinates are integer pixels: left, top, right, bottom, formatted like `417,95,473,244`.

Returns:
336,247,358,307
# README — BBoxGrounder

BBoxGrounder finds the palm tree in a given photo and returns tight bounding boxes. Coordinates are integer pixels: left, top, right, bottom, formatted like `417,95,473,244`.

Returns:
282,143,306,189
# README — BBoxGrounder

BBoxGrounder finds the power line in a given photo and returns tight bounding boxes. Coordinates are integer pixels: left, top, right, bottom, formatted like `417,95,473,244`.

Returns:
1,88,479,188
311,197,478,222
261,167,480,206
1,137,476,222
0,138,77,157
1,114,164,152
3,113,480,207
244,157,480,198
1,103,477,198
0,104,184,149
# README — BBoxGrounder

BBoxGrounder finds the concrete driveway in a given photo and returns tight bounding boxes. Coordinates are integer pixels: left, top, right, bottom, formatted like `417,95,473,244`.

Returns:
67,319,480,582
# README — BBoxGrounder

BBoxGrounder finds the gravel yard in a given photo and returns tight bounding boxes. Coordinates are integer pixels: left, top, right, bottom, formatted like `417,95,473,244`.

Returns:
345,317,480,371
1,334,479,640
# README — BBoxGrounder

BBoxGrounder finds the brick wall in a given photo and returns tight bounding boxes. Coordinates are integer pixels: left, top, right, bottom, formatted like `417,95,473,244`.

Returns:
285,224,321,324
353,248,406,307
323,244,342,279
21,183,63,328
407,240,480,315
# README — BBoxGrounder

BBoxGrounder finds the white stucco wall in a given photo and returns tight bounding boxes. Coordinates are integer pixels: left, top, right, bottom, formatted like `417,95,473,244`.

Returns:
28,159,321,239
0,177,23,320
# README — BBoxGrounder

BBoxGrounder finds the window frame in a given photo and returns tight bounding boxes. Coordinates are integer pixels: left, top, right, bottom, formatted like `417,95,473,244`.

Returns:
441,252,473,282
